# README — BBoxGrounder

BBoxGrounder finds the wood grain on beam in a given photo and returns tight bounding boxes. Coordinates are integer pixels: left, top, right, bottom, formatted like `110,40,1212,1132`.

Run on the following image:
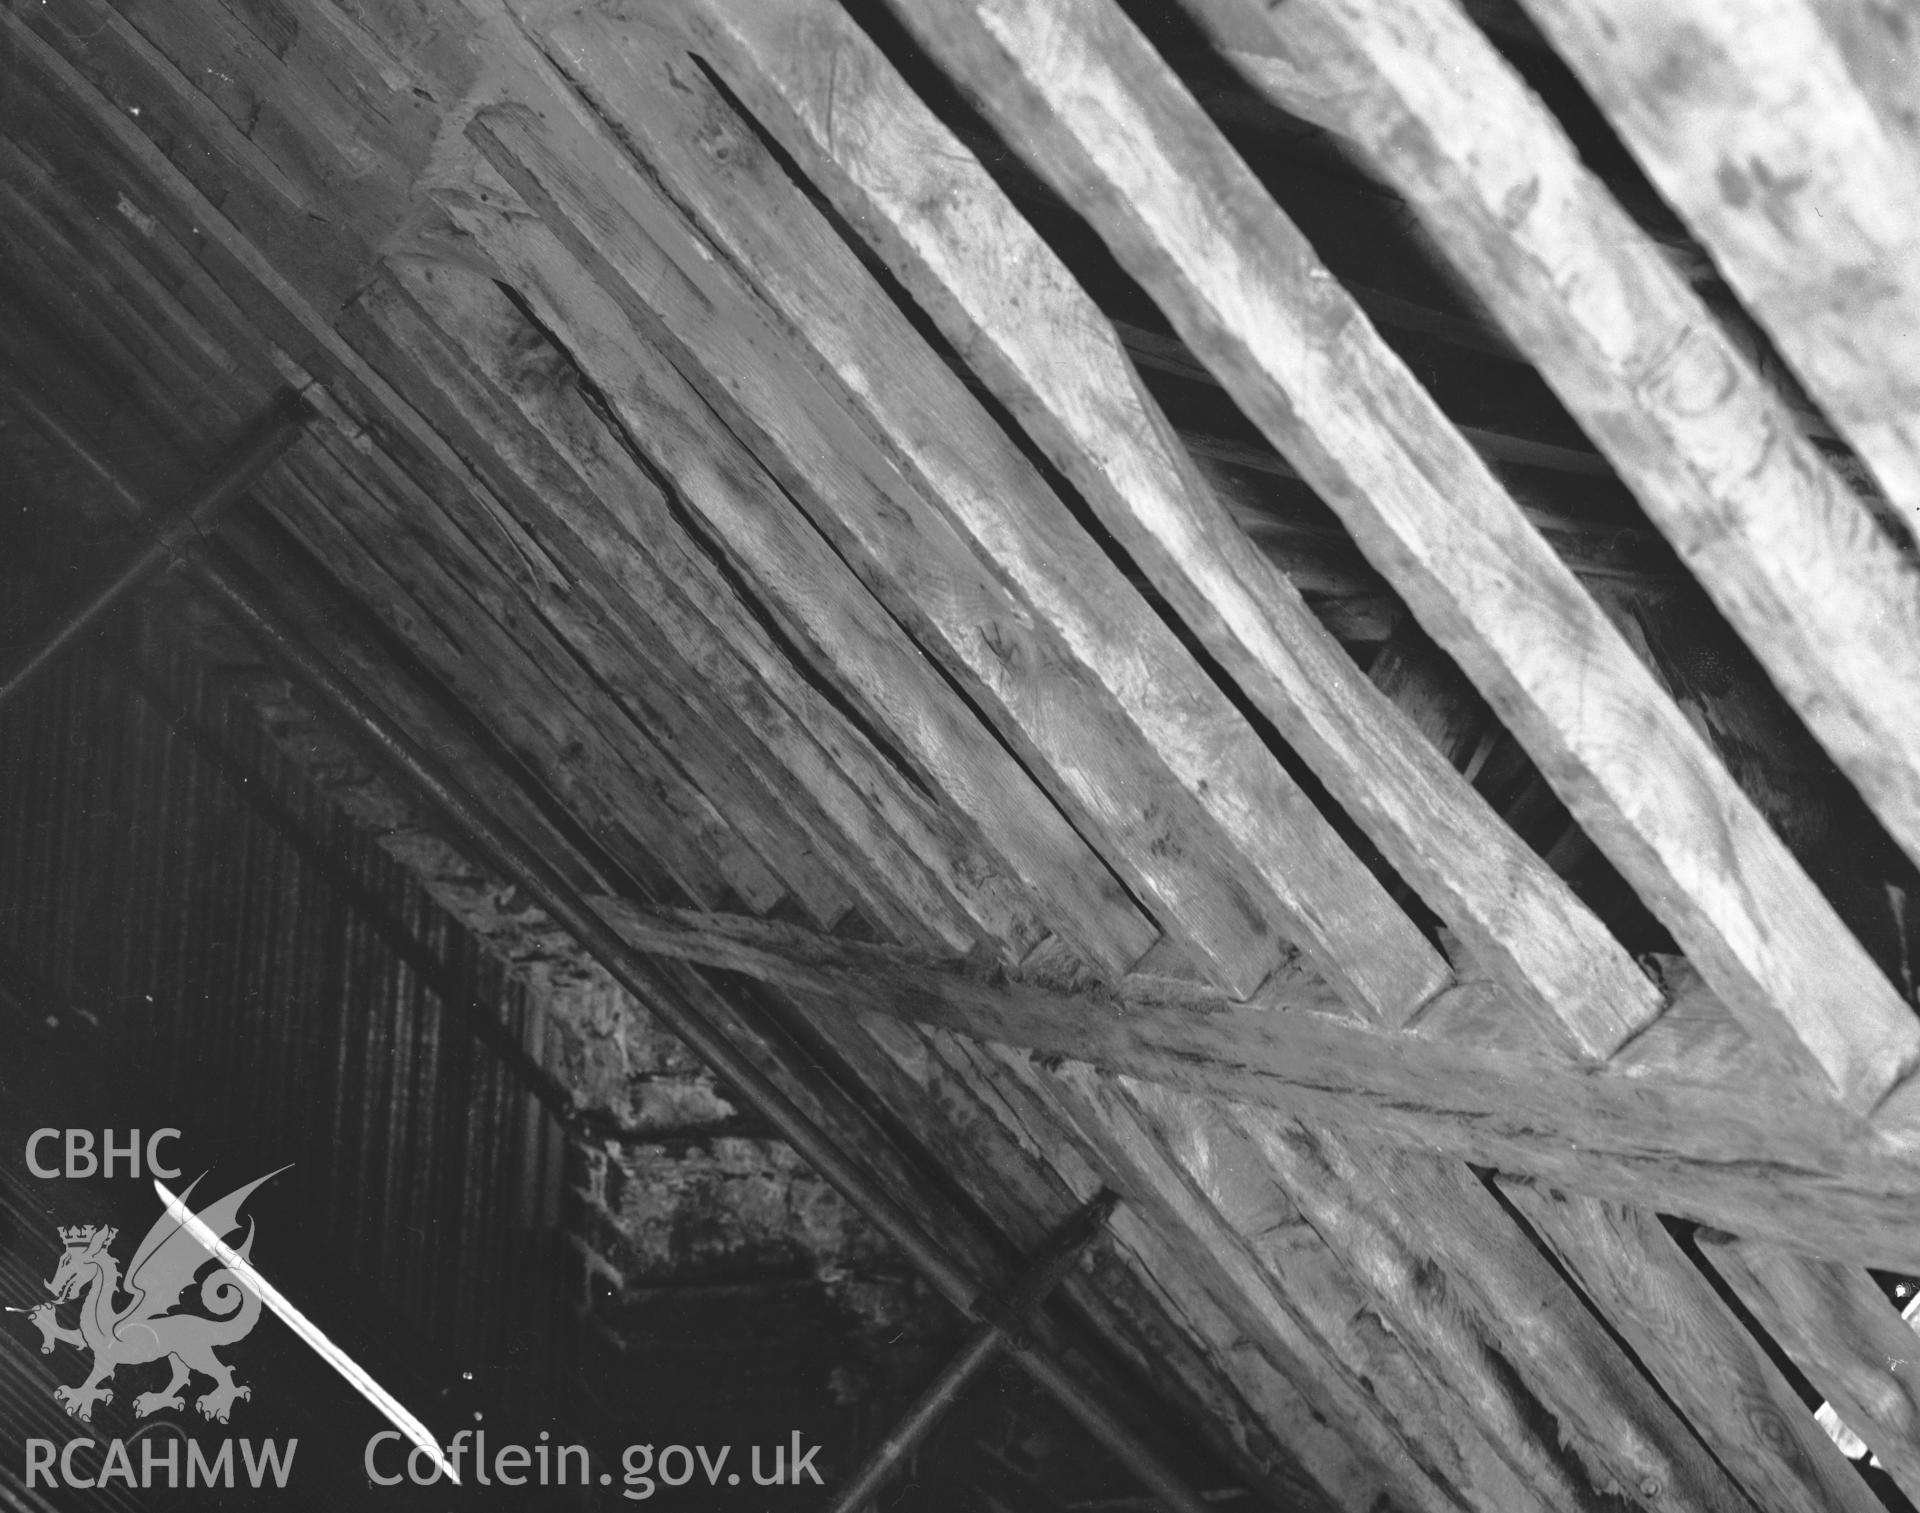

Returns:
1231,1112,1751,1512
874,0,1918,1109
469,104,1279,998
96,0,441,240
845,1020,1367,1511
339,282,873,934
1184,0,1920,888
257,447,781,913
678,0,1661,1059
347,260,1011,943
581,895,1920,1266
972,1049,1522,1513
1498,1180,1882,1513
1513,0,1920,541
0,131,285,401
214,514,622,908
1699,1236,1920,1504
168,541,1307,1510
462,46,1444,1014
12,0,374,312
430,196,1153,973
0,2,580,595
1104,324,1690,593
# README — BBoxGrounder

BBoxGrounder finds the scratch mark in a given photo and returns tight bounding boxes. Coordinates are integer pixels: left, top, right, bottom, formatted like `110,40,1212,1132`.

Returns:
154,1180,457,1483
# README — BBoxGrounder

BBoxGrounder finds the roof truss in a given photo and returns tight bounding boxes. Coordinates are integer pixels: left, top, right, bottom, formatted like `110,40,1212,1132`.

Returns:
7,0,1920,1507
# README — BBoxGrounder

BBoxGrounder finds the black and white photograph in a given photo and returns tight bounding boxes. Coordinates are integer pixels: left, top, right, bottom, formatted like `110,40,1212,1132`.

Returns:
4,0,1920,1508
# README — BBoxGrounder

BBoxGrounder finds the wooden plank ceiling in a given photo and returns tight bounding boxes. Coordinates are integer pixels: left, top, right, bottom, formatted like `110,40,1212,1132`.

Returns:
6,0,1920,1506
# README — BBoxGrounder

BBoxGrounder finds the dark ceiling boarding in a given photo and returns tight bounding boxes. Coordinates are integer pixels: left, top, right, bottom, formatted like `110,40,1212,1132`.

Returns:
4,0,1920,1508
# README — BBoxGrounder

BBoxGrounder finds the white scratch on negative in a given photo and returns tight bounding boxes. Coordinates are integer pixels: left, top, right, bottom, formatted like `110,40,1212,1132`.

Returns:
153,1179,457,1484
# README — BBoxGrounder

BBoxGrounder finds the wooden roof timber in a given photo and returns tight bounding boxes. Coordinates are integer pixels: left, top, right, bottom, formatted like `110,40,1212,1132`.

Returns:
660,0,1657,1060
406,107,1767,991
6,309,1437,1511
887,89,1689,487
972,1046,1571,1513
144,596,1359,1511
1703,1237,1920,1503
0,17,1797,1113
0,165,864,929
357,156,1766,1497
791,1002,1369,1507
549,0,1912,1113
11,0,1920,1506
781,1014,1349,1509
581,894,1920,1267
1498,1179,1883,1513
120,564,1920,1513
1225,1106,1750,1511
0,150,1098,955
342,264,1014,944
857,0,1919,1110
266,443,802,909
55,348,1920,1287
1516,0,1920,547
332,261,1040,944
822,16,1872,525
74,503,1904,1505
459,93,1442,1012
410,207,1167,968
1,8,1090,946
1181,0,1920,896
0,29,1741,619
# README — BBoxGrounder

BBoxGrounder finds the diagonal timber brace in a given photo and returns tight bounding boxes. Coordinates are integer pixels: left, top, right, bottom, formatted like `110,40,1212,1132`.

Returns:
5,395,1218,1513
0,387,310,711
185,539,1216,1513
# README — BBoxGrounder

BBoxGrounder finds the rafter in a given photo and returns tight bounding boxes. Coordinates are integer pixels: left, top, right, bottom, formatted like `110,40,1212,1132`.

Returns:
1228,1108,1750,1512
151,563,1372,1513
458,44,1448,1012
670,0,1661,1060
1497,1179,1879,1513
979,1049,1542,1513
1699,1236,1920,1504
1178,0,1920,889
433,192,1156,974
861,0,1918,1110
831,1019,1373,1511
14,0,1920,1505
1514,0,1920,543
346,259,990,939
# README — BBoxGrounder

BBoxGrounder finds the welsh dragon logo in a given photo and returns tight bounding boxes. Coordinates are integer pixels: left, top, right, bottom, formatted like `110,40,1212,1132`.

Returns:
23,1171,278,1424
